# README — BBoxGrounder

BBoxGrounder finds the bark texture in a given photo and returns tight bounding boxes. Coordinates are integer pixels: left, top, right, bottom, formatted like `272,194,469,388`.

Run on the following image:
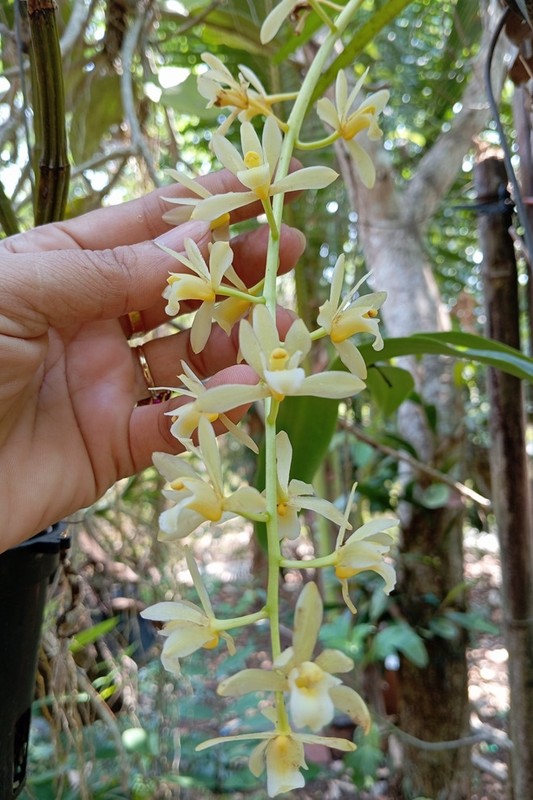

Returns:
476,151,533,800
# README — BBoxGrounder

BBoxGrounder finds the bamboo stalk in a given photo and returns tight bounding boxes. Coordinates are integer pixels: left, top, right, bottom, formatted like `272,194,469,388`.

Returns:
0,178,20,237
27,0,70,224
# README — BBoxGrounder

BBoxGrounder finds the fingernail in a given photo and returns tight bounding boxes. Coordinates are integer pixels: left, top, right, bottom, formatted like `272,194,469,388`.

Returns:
155,220,209,248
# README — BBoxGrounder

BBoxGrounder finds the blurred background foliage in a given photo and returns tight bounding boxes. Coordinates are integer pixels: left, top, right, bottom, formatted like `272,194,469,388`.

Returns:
0,0,527,797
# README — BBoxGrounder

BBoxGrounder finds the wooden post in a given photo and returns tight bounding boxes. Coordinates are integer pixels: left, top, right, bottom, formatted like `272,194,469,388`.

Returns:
475,148,533,799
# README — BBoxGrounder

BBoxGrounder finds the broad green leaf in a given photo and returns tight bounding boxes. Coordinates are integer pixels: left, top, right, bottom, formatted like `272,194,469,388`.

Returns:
199,10,266,56
360,331,533,382
365,364,415,416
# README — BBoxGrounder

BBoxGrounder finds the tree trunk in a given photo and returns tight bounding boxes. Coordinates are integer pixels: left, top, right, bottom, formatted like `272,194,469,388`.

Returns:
475,150,533,799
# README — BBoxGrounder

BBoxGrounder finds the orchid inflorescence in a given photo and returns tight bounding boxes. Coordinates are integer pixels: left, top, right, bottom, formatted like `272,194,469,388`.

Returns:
142,1,397,795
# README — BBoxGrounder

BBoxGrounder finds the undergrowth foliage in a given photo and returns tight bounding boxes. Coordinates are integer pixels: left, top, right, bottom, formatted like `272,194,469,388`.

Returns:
142,2,397,795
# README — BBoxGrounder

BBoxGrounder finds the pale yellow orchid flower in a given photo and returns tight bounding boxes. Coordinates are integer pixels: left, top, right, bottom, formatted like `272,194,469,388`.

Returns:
140,548,235,675
162,361,258,452
274,431,348,539
217,582,371,734
274,582,371,732
194,305,366,414
197,707,355,798
197,53,289,135
161,238,246,353
334,484,398,614
317,254,386,379
153,417,267,540
173,117,337,223
317,69,389,188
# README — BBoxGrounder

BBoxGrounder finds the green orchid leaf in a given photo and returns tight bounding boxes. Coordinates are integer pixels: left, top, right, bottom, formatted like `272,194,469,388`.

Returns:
360,331,533,382
373,623,429,668
365,364,415,417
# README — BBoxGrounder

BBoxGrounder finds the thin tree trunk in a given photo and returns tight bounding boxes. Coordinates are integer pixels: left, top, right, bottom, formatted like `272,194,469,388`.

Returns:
475,150,533,799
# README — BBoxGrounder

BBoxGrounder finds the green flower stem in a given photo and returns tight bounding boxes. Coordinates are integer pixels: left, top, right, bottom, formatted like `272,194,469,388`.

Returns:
268,92,300,103
310,327,327,341
264,405,283,661
261,196,280,241
216,287,266,303
214,609,268,632
260,0,364,740
262,0,364,306
308,0,337,32
280,554,337,570
296,133,340,151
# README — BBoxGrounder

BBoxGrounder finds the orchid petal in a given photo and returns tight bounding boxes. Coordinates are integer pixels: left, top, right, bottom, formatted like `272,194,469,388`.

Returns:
295,371,366,399
211,134,246,174
315,648,354,674
191,190,256,220
292,582,322,662
329,685,371,734
218,669,286,696
260,0,295,43
272,166,338,194
199,383,268,414
140,601,205,625
346,138,377,188
275,431,292,494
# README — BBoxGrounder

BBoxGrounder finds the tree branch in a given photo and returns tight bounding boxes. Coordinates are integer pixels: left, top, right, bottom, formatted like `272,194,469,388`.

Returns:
404,0,510,224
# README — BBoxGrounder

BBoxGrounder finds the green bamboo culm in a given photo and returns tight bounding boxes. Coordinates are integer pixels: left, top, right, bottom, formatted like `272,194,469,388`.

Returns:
26,0,70,225
0,178,20,237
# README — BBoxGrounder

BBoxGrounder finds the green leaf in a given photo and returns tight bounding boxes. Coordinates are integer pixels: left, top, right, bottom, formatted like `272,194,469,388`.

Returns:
69,616,119,653
428,616,459,640
416,483,451,509
365,364,415,416
373,623,429,668
360,331,533,382
199,9,266,56
445,610,499,635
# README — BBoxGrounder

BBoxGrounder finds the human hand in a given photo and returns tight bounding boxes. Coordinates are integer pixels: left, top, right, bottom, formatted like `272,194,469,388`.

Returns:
0,172,305,551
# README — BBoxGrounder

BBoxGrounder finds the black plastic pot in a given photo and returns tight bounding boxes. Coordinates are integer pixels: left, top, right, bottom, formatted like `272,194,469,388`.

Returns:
0,524,68,799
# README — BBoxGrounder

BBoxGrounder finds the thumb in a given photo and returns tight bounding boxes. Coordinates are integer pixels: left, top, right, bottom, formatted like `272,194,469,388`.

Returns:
4,221,210,333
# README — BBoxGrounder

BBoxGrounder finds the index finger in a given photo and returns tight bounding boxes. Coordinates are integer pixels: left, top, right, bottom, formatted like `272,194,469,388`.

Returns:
1,169,267,255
